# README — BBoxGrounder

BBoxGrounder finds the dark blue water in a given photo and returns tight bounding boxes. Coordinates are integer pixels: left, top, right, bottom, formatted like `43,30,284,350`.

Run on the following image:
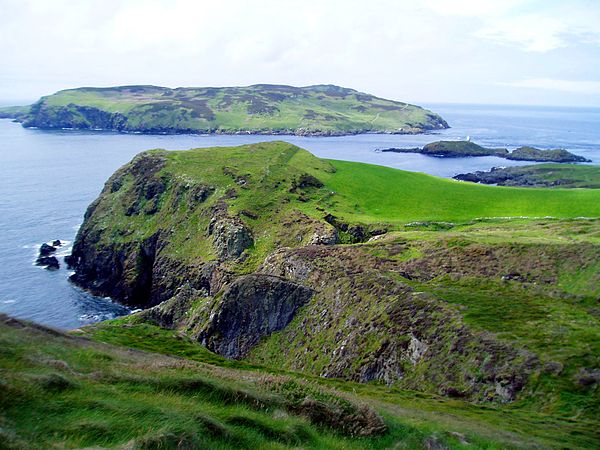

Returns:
1,103,599,329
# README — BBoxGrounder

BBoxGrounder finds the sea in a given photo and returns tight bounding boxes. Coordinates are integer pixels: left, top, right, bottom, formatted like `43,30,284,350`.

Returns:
1,103,599,329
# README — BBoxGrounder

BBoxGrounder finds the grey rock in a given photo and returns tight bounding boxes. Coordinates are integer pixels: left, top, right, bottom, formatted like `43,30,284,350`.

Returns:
197,274,313,358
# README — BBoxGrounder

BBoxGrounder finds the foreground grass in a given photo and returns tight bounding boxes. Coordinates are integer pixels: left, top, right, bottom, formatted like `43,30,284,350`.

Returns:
79,314,599,449
0,315,405,449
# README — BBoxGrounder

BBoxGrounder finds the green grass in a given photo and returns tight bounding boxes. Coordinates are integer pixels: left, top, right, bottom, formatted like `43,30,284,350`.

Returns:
78,311,600,449
322,159,600,223
1,314,511,450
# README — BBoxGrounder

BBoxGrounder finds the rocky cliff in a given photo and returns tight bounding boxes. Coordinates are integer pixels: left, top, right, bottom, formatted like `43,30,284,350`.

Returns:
67,142,600,406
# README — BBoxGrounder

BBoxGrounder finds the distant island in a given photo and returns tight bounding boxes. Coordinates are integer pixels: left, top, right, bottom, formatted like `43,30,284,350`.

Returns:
381,140,591,163
454,163,600,188
0,84,449,136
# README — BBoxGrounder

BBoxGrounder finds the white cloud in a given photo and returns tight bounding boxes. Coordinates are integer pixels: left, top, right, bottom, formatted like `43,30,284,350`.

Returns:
475,15,569,52
473,2,600,53
499,78,600,94
0,0,599,105
422,0,525,17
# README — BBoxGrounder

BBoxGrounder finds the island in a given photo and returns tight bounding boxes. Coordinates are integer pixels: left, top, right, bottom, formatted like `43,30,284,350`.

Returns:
454,163,600,188
381,140,591,162
0,84,448,136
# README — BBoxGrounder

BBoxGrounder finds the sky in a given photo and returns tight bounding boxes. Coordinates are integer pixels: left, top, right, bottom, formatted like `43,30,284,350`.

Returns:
1,0,600,106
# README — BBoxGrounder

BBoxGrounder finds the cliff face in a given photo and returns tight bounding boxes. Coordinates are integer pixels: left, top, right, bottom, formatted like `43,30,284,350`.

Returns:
67,142,600,405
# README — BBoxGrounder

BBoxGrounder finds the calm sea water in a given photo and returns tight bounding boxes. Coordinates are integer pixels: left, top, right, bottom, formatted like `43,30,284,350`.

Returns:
1,103,599,329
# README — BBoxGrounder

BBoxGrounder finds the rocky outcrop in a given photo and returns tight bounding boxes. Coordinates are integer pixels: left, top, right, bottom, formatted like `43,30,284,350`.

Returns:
36,256,59,270
381,141,507,158
36,241,64,269
254,244,538,402
209,214,254,260
506,146,591,162
454,164,598,188
382,140,590,162
197,275,313,358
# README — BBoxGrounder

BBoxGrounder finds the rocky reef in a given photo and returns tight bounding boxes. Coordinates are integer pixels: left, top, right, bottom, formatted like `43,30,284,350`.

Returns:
454,163,600,188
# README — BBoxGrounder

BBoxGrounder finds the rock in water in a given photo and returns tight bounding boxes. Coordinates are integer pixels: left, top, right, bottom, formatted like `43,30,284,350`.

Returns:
36,256,59,270
39,243,57,256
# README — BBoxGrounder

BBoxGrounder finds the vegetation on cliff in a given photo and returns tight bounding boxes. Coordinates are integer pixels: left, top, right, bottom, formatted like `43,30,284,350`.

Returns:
381,140,591,162
7,141,597,448
56,142,600,446
0,84,448,135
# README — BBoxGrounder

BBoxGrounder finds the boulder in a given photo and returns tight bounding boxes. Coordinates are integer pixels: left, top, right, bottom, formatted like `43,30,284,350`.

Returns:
39,243,57,256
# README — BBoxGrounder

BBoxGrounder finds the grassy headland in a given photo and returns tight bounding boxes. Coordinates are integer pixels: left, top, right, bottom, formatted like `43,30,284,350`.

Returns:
4,142,599,448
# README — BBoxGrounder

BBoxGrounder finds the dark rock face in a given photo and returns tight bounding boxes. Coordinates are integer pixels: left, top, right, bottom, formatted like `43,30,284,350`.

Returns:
39,243,57,256
67,152,171,306
197,275,313,358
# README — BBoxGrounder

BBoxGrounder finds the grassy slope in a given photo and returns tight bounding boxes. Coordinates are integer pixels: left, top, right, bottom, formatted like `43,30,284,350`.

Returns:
2,314,528,450
244,218,599,445
321,159,600,222
13,85,447,134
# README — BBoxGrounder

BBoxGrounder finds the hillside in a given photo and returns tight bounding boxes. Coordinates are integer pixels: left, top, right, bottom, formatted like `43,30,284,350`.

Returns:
0,84,448,135
52,141,600,447
3,142,599,447
0,314,390,449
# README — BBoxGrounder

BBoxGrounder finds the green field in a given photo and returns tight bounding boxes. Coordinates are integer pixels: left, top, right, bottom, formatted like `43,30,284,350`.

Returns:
322,159,600,222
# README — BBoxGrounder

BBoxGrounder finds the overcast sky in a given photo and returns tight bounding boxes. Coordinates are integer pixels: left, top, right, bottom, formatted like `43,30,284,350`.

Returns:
1,0,600,106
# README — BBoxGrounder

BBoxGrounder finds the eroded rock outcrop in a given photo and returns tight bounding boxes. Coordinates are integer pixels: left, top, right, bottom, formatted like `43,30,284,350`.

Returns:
197,274,313,358
254,244,538,402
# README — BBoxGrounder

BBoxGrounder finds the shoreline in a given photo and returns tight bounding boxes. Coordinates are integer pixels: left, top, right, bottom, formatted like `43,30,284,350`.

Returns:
0,118,447,137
